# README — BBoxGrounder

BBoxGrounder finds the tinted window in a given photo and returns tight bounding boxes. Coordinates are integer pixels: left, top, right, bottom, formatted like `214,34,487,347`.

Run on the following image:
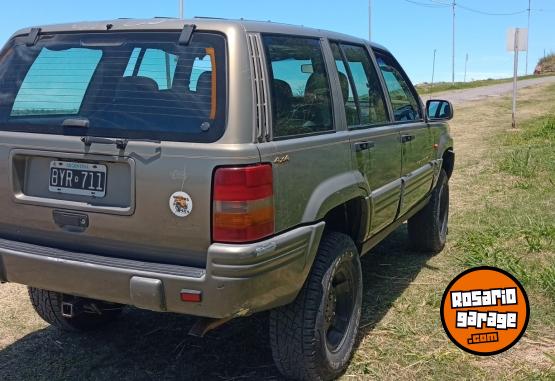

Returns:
189,55,213,91
0,32,227,143
331,43,358,126
263,35,333,138
123,48,178,90
11,48,102,116
375,52,421,122
331,43,388,127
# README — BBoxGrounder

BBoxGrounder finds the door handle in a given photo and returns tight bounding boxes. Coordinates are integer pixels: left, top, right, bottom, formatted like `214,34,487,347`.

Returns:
354,141,375,152
401,134,416,143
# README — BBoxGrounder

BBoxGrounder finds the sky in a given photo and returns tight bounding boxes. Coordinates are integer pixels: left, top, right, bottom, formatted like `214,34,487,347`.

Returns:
0,0,553,84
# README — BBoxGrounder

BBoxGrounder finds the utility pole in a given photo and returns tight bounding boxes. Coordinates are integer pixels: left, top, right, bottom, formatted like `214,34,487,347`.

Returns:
179,0,184,19
452,1,456,85
512,28,520,129
464,53,469,83
430,49,437,97
368,0,372,41
526,0,531,75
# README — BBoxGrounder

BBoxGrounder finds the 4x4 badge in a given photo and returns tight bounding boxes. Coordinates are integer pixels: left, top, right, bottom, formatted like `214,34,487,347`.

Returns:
273,155,290,165
169,191,193,218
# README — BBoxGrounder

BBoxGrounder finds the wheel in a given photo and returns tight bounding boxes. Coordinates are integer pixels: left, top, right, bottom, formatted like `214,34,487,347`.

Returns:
408,168,450,253
28,287,124,332
269,232,362,381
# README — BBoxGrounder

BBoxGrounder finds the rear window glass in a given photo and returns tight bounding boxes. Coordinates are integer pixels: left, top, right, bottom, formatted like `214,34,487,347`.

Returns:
263,35,334,138
0,32,226,143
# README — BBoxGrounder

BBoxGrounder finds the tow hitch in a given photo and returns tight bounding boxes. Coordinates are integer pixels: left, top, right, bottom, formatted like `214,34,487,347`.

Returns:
61,302,75,318
60,298,113,318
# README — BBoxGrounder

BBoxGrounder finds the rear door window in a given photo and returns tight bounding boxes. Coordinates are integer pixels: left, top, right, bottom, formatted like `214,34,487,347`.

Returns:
0,32,226,143
263,35,333,138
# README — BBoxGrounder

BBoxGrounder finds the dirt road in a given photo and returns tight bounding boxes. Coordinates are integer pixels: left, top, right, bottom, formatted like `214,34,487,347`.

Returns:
429,76,555,105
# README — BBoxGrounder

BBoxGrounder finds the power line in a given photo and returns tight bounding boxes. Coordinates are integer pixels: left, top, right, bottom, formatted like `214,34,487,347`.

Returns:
457,4,527,16
401,0,449,9
401,0,529,16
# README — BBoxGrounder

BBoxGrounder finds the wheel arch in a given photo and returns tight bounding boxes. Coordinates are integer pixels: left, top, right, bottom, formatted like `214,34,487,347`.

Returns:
301,171,370,250
321,197,369,252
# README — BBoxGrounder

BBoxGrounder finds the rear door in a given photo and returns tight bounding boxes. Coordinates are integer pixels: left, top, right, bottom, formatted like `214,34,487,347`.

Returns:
254,35,353,233
329,42,402,236
0,30,238,267
374,50,434,216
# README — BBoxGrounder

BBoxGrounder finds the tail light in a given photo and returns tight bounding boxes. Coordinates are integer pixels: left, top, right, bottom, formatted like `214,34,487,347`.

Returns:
212,163,274,243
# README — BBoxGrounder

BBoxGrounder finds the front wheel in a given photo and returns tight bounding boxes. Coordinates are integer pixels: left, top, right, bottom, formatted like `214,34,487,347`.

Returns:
269,232,362,381
408,168,450,253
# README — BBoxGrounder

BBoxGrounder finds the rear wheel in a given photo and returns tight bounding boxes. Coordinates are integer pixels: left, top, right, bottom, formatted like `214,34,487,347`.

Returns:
28,287,124,332
408,168,449,253
269,232,362,381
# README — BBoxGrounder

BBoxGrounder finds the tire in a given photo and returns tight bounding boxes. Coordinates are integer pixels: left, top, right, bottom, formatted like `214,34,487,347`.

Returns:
28,287,124,332
408,168,450,253
269,232,362,381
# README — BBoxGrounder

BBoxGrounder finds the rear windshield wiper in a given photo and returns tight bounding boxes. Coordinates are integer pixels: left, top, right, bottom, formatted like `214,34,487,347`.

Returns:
81,136,161,150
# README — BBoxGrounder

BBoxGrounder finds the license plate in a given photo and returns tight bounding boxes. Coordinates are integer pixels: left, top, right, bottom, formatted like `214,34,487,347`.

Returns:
49,161,107,198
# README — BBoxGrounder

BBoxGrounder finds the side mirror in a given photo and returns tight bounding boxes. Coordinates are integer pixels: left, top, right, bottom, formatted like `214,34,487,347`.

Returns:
426,99,454,121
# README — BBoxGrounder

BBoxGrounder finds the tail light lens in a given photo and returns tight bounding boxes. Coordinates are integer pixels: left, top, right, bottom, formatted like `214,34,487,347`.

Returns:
212,164,274,243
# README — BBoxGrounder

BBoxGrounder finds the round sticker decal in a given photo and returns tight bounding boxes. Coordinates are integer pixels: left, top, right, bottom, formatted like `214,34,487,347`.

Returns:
169,191,193,218
440,266,529,356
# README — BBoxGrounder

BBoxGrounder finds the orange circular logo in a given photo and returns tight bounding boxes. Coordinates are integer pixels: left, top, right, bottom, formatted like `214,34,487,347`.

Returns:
441,267,529,356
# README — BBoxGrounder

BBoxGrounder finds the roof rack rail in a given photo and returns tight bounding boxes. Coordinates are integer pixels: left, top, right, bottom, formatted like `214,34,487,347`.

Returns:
193,16,228,20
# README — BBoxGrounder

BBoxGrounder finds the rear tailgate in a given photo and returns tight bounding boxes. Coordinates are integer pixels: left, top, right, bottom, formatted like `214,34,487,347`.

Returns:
0,135,260,267
0,29,258,267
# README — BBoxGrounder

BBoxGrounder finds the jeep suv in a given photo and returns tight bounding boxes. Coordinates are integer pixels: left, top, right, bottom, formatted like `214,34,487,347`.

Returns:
0,18,454,380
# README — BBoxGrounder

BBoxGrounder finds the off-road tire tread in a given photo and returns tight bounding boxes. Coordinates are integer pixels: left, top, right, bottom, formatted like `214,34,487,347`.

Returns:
269,232,359,381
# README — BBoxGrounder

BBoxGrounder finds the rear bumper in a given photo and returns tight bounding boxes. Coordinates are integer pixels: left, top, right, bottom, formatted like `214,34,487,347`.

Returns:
0,222,325,319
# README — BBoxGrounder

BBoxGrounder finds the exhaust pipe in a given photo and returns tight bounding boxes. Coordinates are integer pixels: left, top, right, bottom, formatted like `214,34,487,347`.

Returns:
188,317,232,337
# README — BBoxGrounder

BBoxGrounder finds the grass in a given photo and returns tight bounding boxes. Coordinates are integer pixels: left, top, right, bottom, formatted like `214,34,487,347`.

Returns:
345,82,555,379
1,82,555,380
415,74,548,96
